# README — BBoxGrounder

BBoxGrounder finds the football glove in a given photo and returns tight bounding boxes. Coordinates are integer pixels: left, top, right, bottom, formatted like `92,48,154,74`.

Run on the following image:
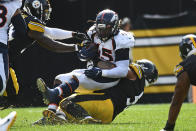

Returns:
84,67,102,79
77,44,98,61
160,121,175,131
72,32,89,41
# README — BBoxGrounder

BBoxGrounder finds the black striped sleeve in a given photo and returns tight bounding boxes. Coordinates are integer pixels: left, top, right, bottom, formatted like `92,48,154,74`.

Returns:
115,48,130,62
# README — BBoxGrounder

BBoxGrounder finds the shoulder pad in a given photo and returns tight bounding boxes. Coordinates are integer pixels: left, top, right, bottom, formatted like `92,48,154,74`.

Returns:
130,63,143,79
27,15,45,32
174,64,184,77
114,30,135,50
87,25,96,39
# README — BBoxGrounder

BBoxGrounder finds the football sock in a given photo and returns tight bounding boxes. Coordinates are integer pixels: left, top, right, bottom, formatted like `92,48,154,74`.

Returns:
56,76,79,98
48,104,58,113
47,76,79,112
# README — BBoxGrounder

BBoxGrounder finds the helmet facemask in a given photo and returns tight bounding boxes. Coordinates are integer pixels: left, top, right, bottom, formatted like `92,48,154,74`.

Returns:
95,9,119,41
96,23,113,41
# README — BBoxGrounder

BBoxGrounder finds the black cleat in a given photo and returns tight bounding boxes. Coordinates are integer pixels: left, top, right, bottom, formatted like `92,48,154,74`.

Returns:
33,110,68,125
36,78,59,105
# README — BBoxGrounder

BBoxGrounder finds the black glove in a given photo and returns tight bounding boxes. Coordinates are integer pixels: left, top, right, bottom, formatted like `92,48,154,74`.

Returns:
84,67,102,79
77,44,98,61
160,121,175,131
72,32,89,41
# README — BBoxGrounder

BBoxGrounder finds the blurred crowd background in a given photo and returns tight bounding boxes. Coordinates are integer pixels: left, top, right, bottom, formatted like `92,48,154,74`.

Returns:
2,0,196,106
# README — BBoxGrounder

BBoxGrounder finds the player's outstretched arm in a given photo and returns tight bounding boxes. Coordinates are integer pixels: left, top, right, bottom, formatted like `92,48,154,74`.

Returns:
162,71,190,131
28,30,76,53
44,27,88,40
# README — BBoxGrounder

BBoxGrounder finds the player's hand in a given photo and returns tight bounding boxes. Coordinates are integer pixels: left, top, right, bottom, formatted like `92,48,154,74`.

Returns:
84,67,102,79
77,44,98,61
160,121,175,131
72,32,89,41
77,47,92,61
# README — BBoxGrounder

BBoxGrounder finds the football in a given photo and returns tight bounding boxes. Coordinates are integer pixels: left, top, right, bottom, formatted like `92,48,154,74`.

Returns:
85,42,98,52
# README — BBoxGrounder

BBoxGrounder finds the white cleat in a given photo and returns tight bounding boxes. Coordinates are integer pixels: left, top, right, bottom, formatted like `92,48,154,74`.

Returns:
0,111,17,131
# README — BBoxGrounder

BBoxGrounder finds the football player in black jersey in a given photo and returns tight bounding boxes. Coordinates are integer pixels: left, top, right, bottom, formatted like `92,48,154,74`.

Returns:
9,0,87,57
7,0,87,96
34,59,158,124
161,34,196,131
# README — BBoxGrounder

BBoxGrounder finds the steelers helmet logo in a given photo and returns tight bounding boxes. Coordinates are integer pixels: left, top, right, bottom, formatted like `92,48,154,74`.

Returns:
32,0,41,9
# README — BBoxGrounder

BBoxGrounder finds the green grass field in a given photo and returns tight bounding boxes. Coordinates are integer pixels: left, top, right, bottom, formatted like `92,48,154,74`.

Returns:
1,103,196,131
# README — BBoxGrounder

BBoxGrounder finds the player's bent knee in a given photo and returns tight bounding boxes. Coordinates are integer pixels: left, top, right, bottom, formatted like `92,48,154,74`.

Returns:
55,73,74,84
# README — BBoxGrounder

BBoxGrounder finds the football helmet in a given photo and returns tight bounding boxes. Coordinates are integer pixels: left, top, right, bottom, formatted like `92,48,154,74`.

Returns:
136,59,158,86
179,34,196,59
24,0,52,23
96,9,119,41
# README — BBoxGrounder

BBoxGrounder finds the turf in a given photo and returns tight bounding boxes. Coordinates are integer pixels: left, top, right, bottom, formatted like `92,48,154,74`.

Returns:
1,103,196,131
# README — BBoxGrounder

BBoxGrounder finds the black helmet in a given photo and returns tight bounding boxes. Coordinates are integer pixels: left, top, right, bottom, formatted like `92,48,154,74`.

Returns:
136,59,158,86
179,34,196,60
96,9,119,41
24,0,52,23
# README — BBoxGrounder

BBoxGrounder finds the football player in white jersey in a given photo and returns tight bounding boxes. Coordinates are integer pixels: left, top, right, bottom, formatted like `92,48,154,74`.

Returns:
36,9,135,113
0,0,26,96
0,0,26,130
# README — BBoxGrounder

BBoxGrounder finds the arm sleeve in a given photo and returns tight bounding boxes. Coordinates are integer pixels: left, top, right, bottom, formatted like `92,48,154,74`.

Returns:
44,27,73,40
102,60,130,78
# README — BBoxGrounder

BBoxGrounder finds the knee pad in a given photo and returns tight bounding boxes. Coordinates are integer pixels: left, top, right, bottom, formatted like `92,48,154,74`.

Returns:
55,73,74,84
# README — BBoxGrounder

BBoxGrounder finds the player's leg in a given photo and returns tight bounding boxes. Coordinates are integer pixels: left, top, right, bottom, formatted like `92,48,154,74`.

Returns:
56,69,119,90
0,111,17,131
0,52,8,96
59,93,114,124
37,74,79,111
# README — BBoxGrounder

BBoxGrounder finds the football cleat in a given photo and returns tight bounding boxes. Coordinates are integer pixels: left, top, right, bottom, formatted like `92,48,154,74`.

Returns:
79,117,102,124
0,111,17,131
42,109,67,125
33,110,67,125
36,78,59,105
